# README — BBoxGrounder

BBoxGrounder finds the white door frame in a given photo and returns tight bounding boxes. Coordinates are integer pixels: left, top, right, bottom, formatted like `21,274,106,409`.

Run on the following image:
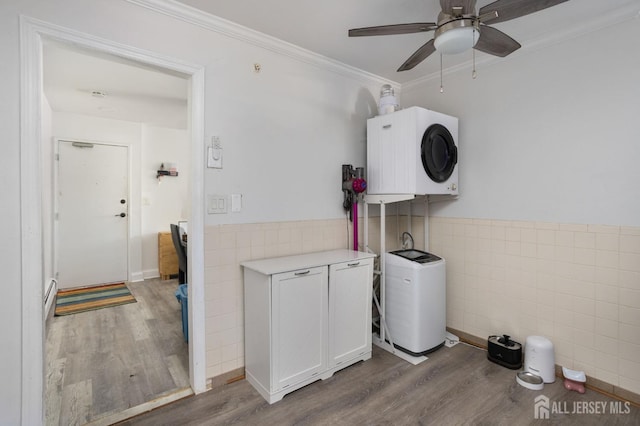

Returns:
20,16,207,425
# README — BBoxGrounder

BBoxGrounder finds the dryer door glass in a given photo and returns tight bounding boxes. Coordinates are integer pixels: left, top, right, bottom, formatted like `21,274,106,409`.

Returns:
421,124,457,183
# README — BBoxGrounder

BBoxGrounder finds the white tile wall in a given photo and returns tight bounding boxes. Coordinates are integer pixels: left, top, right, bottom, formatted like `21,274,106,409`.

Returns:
430,217,640,395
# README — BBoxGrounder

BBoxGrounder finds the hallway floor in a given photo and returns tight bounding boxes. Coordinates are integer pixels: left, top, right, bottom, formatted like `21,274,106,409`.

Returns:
45,278,189,425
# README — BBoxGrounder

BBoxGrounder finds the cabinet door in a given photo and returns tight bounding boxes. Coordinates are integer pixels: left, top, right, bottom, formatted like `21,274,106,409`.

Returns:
329,258,373,367
272,266,328,391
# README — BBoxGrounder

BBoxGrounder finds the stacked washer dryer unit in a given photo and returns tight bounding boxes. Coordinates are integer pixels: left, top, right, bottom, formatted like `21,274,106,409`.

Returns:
366,106,459,196
366,106,458,356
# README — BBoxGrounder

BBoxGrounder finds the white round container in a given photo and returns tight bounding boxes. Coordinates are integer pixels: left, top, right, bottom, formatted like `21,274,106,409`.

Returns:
524,336,555,383
378,84,399,115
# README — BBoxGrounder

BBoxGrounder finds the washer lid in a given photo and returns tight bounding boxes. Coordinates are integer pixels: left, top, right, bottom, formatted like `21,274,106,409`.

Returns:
389,249,442,264
421,123,457,183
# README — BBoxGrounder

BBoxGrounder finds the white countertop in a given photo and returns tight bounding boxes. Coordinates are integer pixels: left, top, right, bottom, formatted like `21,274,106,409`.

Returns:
241,249,376,275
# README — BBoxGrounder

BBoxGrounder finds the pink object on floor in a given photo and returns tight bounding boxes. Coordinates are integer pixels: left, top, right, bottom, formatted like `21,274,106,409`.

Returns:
564,378,586,394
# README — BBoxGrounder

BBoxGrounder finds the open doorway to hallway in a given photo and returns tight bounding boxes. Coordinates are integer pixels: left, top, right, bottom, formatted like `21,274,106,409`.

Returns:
42,39,192,424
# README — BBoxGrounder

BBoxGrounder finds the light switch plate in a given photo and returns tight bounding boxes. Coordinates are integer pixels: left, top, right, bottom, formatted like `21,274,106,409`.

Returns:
207,194,227,214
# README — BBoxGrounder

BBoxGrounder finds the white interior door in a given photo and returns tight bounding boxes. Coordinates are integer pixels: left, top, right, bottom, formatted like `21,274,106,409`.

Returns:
56,140,129,289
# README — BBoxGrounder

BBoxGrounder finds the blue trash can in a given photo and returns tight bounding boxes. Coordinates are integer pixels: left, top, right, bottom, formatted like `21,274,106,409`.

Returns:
175,284,188,342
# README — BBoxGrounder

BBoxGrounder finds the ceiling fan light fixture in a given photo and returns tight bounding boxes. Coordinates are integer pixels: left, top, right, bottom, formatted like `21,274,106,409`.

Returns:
434,20,479,55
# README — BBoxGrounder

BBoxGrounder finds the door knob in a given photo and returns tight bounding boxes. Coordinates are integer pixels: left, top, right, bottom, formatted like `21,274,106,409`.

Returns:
116,212,126,217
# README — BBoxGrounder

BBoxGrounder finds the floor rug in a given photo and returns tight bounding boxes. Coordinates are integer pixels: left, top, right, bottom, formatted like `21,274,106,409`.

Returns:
55,282,137,316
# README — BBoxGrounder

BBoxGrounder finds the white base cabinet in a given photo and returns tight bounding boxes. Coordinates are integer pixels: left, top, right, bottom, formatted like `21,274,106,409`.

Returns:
242,249,375,404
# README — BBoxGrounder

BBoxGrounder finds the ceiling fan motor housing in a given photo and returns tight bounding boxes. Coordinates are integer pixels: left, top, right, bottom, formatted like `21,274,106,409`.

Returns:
434,18,480,55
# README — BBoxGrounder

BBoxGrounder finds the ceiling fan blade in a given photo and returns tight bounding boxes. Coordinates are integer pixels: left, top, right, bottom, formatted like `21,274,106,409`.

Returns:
440,0,477,15
474,25,521,57
479,0,569,25
348,23,437,37
397,39,436,71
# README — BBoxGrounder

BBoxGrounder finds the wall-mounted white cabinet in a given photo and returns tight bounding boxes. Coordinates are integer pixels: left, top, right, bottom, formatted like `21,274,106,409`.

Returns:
242,249,375,404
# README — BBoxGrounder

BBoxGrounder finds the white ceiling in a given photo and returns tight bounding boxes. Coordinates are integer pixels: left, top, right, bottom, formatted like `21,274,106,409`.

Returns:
176,0,639,83
42,0,639,126
43,40,189,128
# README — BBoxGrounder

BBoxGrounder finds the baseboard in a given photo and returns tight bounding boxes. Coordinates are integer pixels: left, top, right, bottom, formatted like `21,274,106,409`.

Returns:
130,271,146,282
142,269,160,280
208,367,246,390
446,327,640,407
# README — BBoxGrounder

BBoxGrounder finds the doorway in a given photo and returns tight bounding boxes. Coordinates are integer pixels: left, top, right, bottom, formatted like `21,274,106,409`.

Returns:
45,43,191,423
20,16,206,424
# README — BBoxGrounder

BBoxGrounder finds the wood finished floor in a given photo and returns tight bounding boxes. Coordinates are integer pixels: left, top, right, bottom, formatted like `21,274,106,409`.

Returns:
45,278,189,425
121,342,639,426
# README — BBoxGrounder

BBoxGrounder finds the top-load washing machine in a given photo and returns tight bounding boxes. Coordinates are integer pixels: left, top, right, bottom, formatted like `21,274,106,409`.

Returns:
385,249,446,356
367,106,458,195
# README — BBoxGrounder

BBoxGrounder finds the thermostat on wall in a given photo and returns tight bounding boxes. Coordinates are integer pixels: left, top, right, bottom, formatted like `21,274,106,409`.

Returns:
208,136,222,168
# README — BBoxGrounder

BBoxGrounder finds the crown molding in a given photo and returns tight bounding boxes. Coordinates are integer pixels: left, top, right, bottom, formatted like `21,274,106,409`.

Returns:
126,0,400,88
403,2,640,90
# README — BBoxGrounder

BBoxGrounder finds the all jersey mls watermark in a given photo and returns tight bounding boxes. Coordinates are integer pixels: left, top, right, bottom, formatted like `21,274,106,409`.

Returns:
534,395,631,419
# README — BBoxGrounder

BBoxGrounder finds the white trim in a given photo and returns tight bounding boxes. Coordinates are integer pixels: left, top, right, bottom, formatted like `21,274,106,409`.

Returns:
20,15,208,423
130,272,145,282
187,67,207,393
403,2,640,89
126,0,399,88
20,16,45,426
85,387,194,426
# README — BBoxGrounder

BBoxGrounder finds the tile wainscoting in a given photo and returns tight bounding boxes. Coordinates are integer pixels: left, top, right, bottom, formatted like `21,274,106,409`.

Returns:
430,217,640,397
202,215,639,401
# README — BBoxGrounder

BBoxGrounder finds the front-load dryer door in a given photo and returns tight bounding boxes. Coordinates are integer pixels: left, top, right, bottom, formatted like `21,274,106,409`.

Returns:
421,124,457,183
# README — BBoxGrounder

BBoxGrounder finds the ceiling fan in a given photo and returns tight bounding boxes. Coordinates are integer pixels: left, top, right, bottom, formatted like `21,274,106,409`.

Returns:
348,0,569,72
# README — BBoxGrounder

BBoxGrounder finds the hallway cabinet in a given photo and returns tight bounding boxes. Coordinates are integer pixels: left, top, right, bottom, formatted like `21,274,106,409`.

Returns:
242,249,375,404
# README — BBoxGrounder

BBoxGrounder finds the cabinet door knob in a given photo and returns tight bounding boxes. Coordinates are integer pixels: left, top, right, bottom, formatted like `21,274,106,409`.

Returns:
347,262,360,267
294,270,310,276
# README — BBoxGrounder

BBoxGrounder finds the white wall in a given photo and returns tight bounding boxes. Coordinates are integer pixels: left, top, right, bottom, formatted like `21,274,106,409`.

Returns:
3,1,389,422
402,17,640,227
141,124,189,276
203,55,378,224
